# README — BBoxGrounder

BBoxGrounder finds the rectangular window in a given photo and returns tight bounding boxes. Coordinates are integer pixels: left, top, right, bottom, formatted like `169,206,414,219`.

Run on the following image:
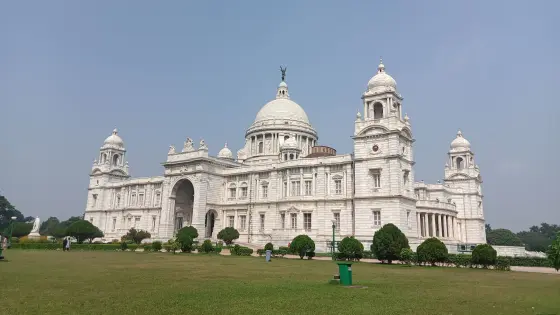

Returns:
241,187,248,199
92,194,98,208
112,218,116,231
155,192,161,206
116,196,121,208
152,216,156,231
280,213,285,229
229,188,236,199
334,179,342,194
290,213,297,229
283,181,287,197
291,180,300,196
303,213,311,231
239,215,246,231
138,194,144,206
131,193,137,205
262,185,268,198
304,180,312,195
260,214,265,231
371,170,381,188
333,212,340,230
134,216,140,228
403,171,409,185
406,210,411,228
228,216,234,228
373,211,381,227
128,217,132,228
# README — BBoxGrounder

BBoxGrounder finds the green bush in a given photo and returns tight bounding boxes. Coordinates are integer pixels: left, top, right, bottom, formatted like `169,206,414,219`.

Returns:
230,245,253,256
65,220,104,243
337,236,364,261
472,244,497,268
362,251,375,259
264,242,274,251
199,240,214,253
256,249,265,256
371,223,409,264
495,256,512,271
486,229,523,246
217,227,240,245
447,254,472,268
152,241,163,252
142,244,151,252
163,244,172,252
120,242,128,251
289,235,315,259
128,244,139,251
176,231,194,253
306,251,315,260
10,243,122,251
279,246,289,252
176,226,198,241
548,231,560,272
272,249,287,257
399,248,414,265
417,238,448,266
122,228,152,244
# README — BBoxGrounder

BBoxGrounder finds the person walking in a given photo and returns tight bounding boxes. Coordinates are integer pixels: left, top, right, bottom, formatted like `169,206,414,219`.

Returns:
65,237,71,251
62,238,67,251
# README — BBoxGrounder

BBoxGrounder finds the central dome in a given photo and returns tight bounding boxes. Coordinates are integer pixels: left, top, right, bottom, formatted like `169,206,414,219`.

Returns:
254,98,310,125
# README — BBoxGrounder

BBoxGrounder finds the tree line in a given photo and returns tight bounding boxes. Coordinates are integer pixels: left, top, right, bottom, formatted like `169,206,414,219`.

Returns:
485,223,560,252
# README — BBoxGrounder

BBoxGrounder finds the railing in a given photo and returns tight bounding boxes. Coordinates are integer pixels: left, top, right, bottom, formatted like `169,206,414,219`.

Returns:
416,200,457,212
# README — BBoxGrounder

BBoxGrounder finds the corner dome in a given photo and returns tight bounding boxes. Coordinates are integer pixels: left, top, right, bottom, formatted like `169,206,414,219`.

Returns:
367,59,397,92
102,129,124,149
450,130,471,151
218,143,233,159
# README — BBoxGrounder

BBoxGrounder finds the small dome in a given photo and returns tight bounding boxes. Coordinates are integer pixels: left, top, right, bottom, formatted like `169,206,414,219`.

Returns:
102,129,124,149
450,130,471,151
218,143,233,159
281,136,299,150
367,59,397,92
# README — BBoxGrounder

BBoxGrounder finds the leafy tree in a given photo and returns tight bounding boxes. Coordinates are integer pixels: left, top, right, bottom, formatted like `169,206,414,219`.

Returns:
51,225,68,239
264,242,274,251
417,237,448,266
289,235,315,259
371,223,409,264
10,222,33,238
0,195,24,231
547,232,560,272
399,248,415,266
122,228,151,244
517,231,551,252
485,224,492,234
39,217,60,236
486,228,523,246
529,223,560,240
472,244,497,268
175,226,198,252
65,220,104,243
337,236,364,261
217,227,240,245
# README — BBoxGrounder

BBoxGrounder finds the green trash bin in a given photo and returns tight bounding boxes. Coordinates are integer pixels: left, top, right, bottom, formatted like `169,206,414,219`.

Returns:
336,262,353,286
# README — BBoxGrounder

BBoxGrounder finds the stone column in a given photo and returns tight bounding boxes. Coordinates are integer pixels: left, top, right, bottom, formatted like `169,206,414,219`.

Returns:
430,214,435,237
442,215,447,239
439,214,444,238
416,213,421,237
423,213,428,237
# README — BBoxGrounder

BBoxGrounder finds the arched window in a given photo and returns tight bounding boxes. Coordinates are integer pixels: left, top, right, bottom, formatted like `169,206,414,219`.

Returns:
101,153,107,163
258,142,264,154
289,154,294,160
113,154,119,166
456,157,464,169
373,103,383,119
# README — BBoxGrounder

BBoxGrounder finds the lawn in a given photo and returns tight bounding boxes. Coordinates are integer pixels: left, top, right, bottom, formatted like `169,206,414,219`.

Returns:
1,251,559,315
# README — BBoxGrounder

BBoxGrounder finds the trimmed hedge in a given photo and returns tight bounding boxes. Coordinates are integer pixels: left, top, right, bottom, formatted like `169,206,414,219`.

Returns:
230,245,253,256
11,243,122,251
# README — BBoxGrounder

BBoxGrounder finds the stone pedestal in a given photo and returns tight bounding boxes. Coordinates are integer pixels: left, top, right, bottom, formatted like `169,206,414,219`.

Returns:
27,232,41,240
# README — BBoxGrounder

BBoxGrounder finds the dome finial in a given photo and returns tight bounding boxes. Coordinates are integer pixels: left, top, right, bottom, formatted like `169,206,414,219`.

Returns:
378,57,385,73
224,142,228,148
457,129,463,138
112,128,118,135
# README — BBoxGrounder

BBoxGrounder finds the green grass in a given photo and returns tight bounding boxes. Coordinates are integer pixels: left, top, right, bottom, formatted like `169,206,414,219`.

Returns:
1,251,559,315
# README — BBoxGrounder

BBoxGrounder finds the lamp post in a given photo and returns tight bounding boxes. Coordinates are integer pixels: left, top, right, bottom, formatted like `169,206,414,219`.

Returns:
0,216,17,260
331,219,336,261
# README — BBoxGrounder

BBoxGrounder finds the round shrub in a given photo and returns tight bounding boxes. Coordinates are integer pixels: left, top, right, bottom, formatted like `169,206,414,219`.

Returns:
199,239,214,253
289,235,315,259
337,236,364,261
142,244,151,252
399,248,414,265
217,227,240,245
472,244,497,268
417,237,448,266
264,242,274,251
151,241,162,252
371,223,409,264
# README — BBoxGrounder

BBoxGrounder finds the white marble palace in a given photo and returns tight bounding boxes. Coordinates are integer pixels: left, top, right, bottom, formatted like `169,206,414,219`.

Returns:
85,60,486,252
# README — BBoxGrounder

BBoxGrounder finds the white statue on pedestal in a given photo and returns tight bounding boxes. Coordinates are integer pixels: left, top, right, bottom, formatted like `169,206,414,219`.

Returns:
29,217,41,237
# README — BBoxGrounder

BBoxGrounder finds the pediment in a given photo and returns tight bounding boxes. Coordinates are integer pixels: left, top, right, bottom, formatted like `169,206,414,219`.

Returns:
400,127,413,139
91,168,102,175
357,125,389,137
110,169,127,176
448,173,469,180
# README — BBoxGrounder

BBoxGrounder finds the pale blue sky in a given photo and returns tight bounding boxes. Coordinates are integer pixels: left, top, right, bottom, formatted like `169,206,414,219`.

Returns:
0,1,558,231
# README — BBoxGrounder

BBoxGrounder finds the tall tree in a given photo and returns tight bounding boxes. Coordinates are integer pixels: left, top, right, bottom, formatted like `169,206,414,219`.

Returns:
39,217,60,236
487,228,523,246
65,220,103,243
517,231,551,252
0,195,24,230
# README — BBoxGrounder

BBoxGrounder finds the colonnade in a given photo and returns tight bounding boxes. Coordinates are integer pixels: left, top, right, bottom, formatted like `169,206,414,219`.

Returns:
416,212,457,240
247,133,316,156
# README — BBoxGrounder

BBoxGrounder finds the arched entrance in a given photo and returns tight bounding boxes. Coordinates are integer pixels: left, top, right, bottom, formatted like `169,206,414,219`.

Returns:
205,210,218,238
172,179,194,234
